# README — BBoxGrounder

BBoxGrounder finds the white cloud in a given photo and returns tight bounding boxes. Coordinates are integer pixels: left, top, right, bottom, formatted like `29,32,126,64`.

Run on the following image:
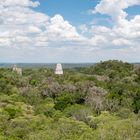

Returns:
0,0,40,7
93,0,140,25
88,0,140,49
79,24,88,33
0,0,86,49
45,14,83,41
90,35,107,47
112,38,132,46
0,0,140,62
28,26,42,34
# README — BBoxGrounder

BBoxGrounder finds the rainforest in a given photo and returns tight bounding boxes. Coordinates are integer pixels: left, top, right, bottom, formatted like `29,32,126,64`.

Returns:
0,60,140,140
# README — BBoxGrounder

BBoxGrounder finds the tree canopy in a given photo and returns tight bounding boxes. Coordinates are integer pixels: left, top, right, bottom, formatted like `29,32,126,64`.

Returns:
0,60,140,140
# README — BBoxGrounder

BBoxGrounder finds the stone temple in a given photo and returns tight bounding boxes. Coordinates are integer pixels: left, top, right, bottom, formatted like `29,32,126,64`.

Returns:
12,65,22,75
55,63,63,75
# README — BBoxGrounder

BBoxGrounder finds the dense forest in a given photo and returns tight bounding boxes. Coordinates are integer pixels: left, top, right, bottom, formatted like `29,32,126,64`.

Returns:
0,60,140,140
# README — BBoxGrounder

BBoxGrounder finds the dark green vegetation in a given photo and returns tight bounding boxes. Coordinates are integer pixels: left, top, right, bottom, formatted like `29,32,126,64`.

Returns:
0,60,140,140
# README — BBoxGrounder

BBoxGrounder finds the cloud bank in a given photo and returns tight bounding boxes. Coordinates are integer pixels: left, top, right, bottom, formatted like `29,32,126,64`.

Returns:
0,0,140,62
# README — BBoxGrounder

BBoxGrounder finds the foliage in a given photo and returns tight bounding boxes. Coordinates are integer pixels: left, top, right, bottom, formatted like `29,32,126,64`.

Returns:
0,60,140,139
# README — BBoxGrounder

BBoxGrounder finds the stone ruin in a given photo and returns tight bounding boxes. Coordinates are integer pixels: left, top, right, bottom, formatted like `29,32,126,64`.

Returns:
55,63,63,75
12,65,22,75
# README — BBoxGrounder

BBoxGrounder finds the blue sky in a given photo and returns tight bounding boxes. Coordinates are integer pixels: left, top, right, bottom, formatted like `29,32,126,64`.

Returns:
33,0,111,27
0,0,140,63
33,0,140,27
33,0,97,26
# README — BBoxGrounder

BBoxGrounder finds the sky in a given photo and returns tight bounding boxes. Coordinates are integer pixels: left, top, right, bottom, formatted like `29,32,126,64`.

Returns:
0,0,140,63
